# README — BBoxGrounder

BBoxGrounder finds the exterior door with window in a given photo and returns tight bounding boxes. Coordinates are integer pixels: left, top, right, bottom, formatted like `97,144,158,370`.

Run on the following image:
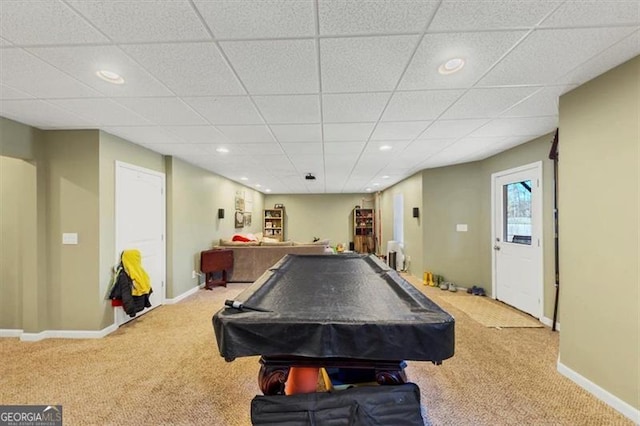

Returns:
492,162,543,318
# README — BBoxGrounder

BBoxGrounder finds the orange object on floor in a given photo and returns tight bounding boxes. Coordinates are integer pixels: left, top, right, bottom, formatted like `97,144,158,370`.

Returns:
285,367,319,395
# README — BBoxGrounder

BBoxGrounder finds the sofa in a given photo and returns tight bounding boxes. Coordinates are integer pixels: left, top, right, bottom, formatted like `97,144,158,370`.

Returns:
213,242,327,282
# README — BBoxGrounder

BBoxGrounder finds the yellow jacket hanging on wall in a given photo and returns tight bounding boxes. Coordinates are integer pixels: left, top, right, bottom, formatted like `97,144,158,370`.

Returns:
121,249,152,296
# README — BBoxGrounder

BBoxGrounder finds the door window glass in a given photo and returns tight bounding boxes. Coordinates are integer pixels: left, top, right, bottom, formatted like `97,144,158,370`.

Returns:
503,180,532,245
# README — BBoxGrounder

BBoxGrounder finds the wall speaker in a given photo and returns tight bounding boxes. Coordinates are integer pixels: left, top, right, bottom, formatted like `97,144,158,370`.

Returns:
412,207,419,218
218,208,225,219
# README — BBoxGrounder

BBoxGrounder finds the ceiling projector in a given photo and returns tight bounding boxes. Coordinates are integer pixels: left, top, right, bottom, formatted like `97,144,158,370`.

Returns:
305,173,316,180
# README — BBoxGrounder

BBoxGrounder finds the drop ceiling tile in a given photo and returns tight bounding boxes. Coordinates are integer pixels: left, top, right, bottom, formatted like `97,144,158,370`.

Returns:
139,143,208,157
1,48,100,98
363,140,412,153
216,125,275,143
115,97,207,126
0,99,91,128
49,98,151,126
0,84,33,99
220,39,318,94
500,86,569,118
232,143,284,156
320,35,419,93
253,95,320,124
280,143,323,155
371,122,430,140
121,43,244,96
318,0,438,35
163,125,231,144
479,27,639,86
324,142,366,155
428,1,561,31
470,116,557,138
442,87,539,119
103,126,183,145
322,92,391,123
194,0,315,39
400,31,527,90
323,123,376,141
182,96,264,125
0,0,109,45
405,138,456,154
417,119,489,139
288,155,324,170
67,0,209,42
270,124,321,142
558,30,640,87
541,1,640,28
27,45,173,97
382,90,464,121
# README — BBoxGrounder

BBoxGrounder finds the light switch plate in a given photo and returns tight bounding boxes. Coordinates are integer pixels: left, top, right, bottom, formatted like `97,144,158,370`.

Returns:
456,224,468,232
62,233,78,245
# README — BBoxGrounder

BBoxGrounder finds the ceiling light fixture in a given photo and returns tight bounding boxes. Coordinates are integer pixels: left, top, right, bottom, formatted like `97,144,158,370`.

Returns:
382,175,390,179
216,147,229,153
365,188,372,192
265,189,272,193
96,70,124,84
305,173,316,180
438,58,465,75
373,183,380,187
240,177,248,181
379,145,392,151
255,184,261,188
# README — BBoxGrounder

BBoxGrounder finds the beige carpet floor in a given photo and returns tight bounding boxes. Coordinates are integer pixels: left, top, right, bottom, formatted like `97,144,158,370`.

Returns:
0,278,633,426
436,291,543,328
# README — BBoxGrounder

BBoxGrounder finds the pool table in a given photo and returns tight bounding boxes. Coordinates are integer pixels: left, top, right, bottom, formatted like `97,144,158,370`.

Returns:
213,254,454,395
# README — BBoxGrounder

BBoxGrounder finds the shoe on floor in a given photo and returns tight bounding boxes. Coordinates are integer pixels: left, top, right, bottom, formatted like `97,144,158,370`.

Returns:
476,287,486,296
448,282,457,292
467,285,477,294
439,282,448,290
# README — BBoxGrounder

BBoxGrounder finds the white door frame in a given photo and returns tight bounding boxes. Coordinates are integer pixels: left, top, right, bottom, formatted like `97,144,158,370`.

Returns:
491,161,543,318
115,161,166,322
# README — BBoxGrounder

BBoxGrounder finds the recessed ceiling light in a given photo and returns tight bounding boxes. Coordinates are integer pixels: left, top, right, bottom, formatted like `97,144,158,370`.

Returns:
255,184,261,188
265,189,272,193
96,70,124,84
240,177,248,181
373,183,380,187
379,145,392,151
365,188,372,192
382,175,390,179
216,147,229,153
438,58,465,75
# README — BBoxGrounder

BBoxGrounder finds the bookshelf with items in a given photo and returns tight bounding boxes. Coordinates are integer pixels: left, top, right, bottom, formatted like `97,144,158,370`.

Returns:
263,208,285,242
353,208,375,253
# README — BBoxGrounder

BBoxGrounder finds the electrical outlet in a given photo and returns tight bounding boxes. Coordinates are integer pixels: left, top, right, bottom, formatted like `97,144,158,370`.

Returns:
192,270,197,279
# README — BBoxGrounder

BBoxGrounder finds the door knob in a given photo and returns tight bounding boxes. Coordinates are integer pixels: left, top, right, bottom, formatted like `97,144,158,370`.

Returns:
493,245,501,251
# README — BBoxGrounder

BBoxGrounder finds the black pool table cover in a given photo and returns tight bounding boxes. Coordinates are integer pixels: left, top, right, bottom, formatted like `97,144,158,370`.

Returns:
213,254,455,362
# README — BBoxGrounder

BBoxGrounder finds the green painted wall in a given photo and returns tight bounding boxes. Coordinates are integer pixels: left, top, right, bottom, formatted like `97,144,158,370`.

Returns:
264,194,369,247
558,56,639,410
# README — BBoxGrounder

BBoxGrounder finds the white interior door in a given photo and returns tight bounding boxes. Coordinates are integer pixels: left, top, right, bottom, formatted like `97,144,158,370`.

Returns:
115,161,165,326
492,162,543,318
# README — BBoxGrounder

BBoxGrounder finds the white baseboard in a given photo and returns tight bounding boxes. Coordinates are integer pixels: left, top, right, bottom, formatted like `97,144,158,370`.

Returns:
540,316,560,330
165,284,203,305
557,360,640,423
0,329,24,338
18,323,118,342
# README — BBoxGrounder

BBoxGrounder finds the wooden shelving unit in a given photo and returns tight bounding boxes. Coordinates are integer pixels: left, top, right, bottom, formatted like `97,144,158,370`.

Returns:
264,208,285,241
353,208,375,253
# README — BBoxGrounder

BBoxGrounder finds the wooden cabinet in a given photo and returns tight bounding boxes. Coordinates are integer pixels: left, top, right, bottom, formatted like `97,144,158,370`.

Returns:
264,209,285,241
353,208,375,253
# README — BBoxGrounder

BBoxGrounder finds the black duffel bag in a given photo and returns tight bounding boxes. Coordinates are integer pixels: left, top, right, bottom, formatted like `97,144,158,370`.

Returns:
251,383,426,426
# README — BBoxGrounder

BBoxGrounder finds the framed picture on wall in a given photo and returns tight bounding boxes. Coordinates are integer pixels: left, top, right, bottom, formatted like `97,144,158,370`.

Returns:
274,203,284,209
244,212,252,227
234,211,244,228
